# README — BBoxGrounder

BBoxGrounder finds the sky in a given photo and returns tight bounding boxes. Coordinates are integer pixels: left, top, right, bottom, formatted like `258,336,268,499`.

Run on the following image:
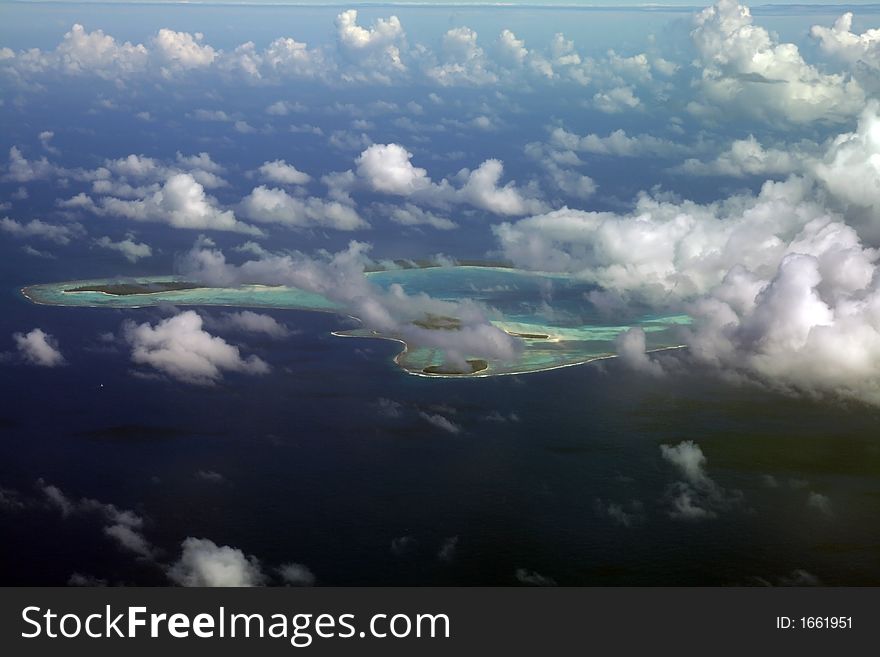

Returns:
4,0,880,585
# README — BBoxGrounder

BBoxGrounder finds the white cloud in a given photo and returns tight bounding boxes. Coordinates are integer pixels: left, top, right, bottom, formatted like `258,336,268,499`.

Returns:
813,101,880,211
39,130,59,154
427,27,497,87
661,441,712,488
335,10,406,83
104,523,155,559
336,9,403,51
123,310,270,385
593,86,641,113
494,176,832,303
39,481,154,558
258,37,327,80
690,1,864,124
419,412,461,434
167,538,266,587
674,136,803,177
265,100,306,116
96,173,260,234
660,441,736,520
240,185,367,231
615,328,664,377
257,159,311,186
0,217,83,244
53,23,149,78
191,109,232,122
352,144,545,216
356,143,431,195
22,245,55,259
94,235,152,262
3,146,53,182
153,29,216,72
383,203,456,230
277,563,316,586
457,159,547,215
209,311,291,338
548,127,687,158
811,13,880,74
493,103,880,406
497,29,528,66
13,329,65,367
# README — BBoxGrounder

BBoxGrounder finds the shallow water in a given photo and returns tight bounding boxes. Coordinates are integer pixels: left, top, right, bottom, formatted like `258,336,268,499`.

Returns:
24,267,690,376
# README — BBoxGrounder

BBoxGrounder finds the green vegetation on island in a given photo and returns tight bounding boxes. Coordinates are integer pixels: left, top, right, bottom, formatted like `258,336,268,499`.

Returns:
66,281,203,296
412,314,462,331
506,331,550,340
423,359,489,375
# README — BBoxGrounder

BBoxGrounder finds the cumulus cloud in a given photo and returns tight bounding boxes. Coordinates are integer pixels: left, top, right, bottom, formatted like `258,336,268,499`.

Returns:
13,329,65,367
356,143,431,195
3,146,54,182
811,13,880,76
52,23,149,79
593,86,641,113
494,168,880,404
493,100,880,406
207,311,291,338
123,311,270,385
94,235,152,262
0,217,83,244
813,101,880,214
615,328,664,377
153,28,216,73
0,11,679,103
167,538,265,587
104,523,155,559
239,185,366,231
95,173,260,234
457,159,547,215
257,159,311,186
427,27,497,87
690,1,864,124
277,563,316,586
548,127,687,159
39,130,59,155
39,481,154,558
335,10,406,83
660,441,737,520
674,136,804,178
381,203,457,230
350,143,545,216
494,176,833,304
419,412,461,434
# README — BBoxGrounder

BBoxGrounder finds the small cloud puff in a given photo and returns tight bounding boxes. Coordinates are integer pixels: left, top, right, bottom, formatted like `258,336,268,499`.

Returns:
13,328,65,367
123,310,270,385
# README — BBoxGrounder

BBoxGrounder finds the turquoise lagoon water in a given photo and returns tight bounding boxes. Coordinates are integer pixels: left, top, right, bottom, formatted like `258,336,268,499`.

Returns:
23,267,690,376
